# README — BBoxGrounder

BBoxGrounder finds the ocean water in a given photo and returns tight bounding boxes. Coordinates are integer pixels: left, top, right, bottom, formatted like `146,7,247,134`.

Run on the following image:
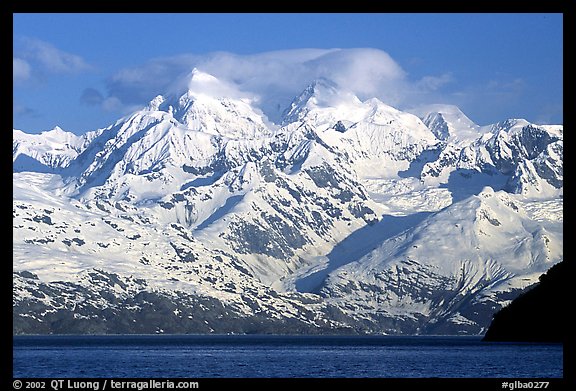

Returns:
13,335,563,378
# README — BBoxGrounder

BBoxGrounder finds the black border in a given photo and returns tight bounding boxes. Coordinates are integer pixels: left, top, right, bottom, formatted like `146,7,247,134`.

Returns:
8,1,570,14
8,1,573,389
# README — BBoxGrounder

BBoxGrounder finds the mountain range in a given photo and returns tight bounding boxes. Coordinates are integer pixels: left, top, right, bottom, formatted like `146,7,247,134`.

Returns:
13,69,563,335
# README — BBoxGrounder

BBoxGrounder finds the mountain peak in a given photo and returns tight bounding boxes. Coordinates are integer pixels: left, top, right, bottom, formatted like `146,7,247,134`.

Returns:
281,79,361,126
487,118,531,134
39,126,70,137
409,104,484,145
146,95,166,111
179,68,244,100
307,77,339,93
38,126,84,142
49,125,65,134
13,126,88,172
189,67,220,85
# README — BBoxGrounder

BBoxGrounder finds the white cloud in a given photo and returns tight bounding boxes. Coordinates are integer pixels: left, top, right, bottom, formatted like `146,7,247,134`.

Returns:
416,73,454,92
106,48,423,123
16,37,91,74
102,97,124,112
13,102,39,118
180,68,253,100
13,57,31,81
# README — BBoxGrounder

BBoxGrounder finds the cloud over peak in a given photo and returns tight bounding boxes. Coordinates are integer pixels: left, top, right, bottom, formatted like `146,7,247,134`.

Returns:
105,48,442,124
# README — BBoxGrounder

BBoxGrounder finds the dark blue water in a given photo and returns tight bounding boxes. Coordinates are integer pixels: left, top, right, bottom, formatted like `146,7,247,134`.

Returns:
13,335,563,378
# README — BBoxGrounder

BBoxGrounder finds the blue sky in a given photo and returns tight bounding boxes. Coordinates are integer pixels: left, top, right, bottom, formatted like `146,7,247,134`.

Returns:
13,13,563,134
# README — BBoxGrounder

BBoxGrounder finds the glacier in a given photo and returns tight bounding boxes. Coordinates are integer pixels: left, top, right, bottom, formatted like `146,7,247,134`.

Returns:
13,70,562,335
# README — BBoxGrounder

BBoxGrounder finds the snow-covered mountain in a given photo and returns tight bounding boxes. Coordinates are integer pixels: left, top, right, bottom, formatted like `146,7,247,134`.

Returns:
319,187,561,334
419,118,563,199
13,71,563,335
283,79,440,179
410,104,486,145
13,126,99,172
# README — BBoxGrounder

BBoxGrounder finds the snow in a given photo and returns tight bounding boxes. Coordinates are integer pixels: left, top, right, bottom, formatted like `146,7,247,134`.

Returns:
408,104,489,146
13,127,93,171
13,72,563,334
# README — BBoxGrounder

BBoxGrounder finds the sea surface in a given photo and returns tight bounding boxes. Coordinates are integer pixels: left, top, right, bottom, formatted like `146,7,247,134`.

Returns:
13,335,563,378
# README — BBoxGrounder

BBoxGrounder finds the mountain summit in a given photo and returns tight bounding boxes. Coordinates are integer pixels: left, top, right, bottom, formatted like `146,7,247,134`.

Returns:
411,104,485,145
13,76,563,335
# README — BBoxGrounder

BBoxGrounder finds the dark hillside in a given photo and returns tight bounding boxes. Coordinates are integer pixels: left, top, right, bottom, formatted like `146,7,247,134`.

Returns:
483,261,567,342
